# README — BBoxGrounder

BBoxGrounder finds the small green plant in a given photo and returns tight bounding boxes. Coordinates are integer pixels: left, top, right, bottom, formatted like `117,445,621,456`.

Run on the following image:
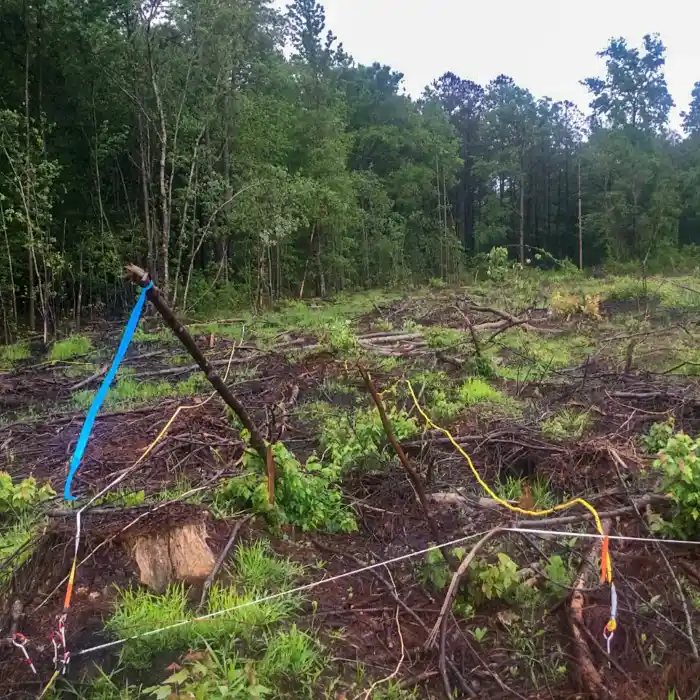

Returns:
541,409,592,441
543,554,572,598
643,417,675,454
215,433,356,533
94,489,146,508
469,552,520,603
320,404,417,473
653,429,700,538
50,334,92,362
459,377,504,406
470,627,488,643
0,473,55,516
320,319,358,354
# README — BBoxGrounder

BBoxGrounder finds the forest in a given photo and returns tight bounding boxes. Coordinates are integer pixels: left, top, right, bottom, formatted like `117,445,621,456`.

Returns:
1,0,700,340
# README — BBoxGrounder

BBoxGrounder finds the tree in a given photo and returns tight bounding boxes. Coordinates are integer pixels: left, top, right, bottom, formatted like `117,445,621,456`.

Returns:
682,82,700,135
582,34,674,133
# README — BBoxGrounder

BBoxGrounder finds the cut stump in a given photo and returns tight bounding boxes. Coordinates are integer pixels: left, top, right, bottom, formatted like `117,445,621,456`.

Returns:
128,521,216,593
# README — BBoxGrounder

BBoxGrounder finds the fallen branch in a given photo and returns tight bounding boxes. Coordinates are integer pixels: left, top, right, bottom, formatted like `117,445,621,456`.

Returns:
359,365,457,572
428,529,500,648
69,363,109,391
198,514,254,611
568,518,612,699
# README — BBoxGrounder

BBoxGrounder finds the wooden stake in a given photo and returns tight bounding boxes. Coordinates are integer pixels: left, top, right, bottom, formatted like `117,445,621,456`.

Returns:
124,263,268,463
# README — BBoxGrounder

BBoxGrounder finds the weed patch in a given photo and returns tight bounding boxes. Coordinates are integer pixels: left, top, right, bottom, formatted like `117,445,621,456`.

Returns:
50,334,92,361
541,409,592,441
0,341,30,369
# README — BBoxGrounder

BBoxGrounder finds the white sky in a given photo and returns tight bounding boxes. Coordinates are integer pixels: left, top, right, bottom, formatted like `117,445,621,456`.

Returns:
277,0,700,130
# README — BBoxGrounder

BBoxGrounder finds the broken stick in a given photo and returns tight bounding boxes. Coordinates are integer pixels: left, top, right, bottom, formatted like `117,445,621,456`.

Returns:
124,263,267,463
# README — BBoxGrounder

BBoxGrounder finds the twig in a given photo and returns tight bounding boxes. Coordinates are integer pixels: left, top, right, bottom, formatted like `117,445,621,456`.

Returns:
357,571,405,700
198,514,254,611
68,363,109,391
428,529,500,648
359,365,457,571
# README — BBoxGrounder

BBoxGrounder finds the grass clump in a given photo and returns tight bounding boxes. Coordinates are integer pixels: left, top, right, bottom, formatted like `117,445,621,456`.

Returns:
0,341,30,369
107,540,304,671
410,370,462,423
50,334,93,362
459,377,504,406
541,408,592,441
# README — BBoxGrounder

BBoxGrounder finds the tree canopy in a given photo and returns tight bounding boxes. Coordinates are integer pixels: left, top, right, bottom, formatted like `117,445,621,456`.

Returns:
0,0,698,338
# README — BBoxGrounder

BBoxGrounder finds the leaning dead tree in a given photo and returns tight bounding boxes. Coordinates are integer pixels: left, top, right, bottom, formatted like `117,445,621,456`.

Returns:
124,263,267,462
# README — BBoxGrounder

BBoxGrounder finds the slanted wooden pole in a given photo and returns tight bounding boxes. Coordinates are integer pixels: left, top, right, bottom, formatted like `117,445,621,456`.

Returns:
124,263,267,462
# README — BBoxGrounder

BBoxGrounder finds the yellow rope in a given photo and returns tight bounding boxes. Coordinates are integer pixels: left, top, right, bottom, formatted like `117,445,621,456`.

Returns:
406,380,613,584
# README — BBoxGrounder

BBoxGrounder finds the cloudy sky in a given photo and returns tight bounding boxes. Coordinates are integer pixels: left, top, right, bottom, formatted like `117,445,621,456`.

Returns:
277,0,699,130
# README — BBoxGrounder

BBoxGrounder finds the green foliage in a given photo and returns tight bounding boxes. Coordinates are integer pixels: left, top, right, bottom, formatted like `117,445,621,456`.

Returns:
643,417,675,454
0,472,55,516
0,517,34,585
410,370,462,423
486,246,510,282
652,429,700,538
541,409,592,441
469,552,520,603
107,541,302,669
320,404,417,472
215,435,356,533
543,555,573,598
459,377,504,406
423,326,464,349
50,335,93,362
0,341,30,368
74,374,208,411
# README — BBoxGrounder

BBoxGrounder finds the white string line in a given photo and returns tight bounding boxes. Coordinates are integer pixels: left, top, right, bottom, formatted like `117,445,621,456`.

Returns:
73,526,700,659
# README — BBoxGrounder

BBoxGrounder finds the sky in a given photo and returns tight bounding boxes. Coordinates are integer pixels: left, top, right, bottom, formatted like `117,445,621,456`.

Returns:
277,0,699,131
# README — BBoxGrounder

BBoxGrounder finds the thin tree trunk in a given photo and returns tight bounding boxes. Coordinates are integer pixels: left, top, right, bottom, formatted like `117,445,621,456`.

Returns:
578,159,583,269
299,227,315,299
519,169,525,265
1,201,18,324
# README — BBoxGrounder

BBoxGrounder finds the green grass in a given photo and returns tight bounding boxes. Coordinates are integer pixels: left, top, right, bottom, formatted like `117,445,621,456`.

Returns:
0,341,30,369
73,372,210,411
50,335,93,361
459,377,505,406
106,540,304,670
423,326,464,349
541,408,593,441
0,516,35,585
494,476,555,510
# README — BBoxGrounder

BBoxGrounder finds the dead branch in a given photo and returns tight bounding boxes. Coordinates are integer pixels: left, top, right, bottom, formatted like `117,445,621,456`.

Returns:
359,365,457,572
198,514,254,611
428,529,500,647
124,263,267,463
69,363,109,391
568,518,612,699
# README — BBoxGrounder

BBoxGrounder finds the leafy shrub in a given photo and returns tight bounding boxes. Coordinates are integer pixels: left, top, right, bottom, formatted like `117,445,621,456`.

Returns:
215,434,356,533
469,552,520,603
0,473,55,516
320,405,417,473
551,291,601,320
487,246,509,282
643,418,675,454
652,429,700,538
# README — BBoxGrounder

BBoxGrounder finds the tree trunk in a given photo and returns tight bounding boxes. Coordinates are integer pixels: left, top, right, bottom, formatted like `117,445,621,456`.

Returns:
578,159,583,269
519,169,525,264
